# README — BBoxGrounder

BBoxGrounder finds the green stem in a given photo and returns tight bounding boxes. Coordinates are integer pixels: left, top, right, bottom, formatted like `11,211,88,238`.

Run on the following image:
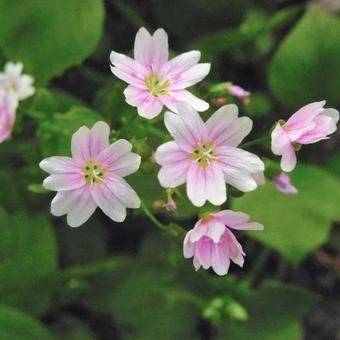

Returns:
140,201,167,231
0,257,129,297
240,136,270,149
110,0,151,30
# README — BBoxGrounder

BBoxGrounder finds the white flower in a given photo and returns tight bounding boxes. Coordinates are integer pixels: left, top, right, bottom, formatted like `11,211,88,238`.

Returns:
0,62,35,100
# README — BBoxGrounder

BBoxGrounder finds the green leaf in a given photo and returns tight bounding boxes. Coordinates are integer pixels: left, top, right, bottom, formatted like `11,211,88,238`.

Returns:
37,106,102,156
0,0,104,85
0,304,53,339
217,281,318,340
84,264,200,340
0,209,57,315
269,8,340,109
233,164,340,263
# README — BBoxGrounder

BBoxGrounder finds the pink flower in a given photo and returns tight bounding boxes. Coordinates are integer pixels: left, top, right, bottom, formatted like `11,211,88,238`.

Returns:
271,101,339,172
40,121,141,227
183,210,263,275
110,27,210,119
0,90,18,143
0,62,35,100
154,102,264,207
273,172,297,194
227,84,250,104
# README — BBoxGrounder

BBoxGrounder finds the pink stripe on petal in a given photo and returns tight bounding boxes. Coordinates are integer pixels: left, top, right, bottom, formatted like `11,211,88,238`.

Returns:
124,86,150,107
170,90,209,112
71,126,91,161
97,139,132,166
105,176,141,209
134,27,153,68
177,102,208,144
186,162,207,207
158,158,191,188
206,104,239,142
106,152,141,177
51,188,85,216
205,165,227,206
160,51,201,78
151,28,168,71
89,121,110,158
39,156,82,174
43,173,85,191
66,187,97,227
164,111,197,152
91,183,127,222
154,141,188,165
169,63,210,90
137,96,163,119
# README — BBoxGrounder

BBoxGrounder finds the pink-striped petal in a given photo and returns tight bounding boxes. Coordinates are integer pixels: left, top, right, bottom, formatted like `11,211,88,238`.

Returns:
43,173,85,191
39,156,81,174
71,126,91,161
89,121,110,158
154,141,188,165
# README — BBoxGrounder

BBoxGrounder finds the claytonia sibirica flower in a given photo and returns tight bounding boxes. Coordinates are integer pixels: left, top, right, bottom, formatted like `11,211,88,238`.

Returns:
227,84,250,104
154,102,265,207
183,210,263,275
40,121,141,227
110,27,210,119
273,172,298,194
0,62,35,100
0,90,18,143
271,101,339,172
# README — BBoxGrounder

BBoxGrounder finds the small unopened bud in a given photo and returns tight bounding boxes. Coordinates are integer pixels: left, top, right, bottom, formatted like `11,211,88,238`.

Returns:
152,200,165,210
227,84,251,105
211,97,227,107
163,189,177,213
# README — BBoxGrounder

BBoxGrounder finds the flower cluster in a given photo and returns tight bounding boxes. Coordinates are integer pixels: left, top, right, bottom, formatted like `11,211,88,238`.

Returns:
0,62,35,142
19,26,337,276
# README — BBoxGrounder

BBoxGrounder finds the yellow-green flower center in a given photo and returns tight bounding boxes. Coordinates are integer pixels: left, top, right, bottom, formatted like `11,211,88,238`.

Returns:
190,142,216,168
144,73,170,96
82,161,106,185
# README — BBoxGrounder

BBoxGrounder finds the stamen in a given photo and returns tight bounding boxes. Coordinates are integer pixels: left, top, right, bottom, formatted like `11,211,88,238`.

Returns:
82,161,106,185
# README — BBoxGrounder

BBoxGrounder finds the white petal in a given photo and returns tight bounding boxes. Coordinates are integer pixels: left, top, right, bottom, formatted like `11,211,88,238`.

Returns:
89,121,110,157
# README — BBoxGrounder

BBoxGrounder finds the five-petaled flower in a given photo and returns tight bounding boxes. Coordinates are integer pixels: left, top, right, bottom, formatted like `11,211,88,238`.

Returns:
40,121,141,227
0,90,18,143
271,101,339,172
273,172,298,194
183,210,263,275
0,62,35,100
155,102,265,207
110,27,210,119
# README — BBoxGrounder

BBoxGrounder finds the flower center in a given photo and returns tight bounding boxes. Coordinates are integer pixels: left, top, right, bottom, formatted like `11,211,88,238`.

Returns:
190,142,216,168
82,161,106,185
144,73,170,96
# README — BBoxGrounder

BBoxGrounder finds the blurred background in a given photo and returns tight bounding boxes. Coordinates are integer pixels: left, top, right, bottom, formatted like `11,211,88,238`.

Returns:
0,0,339,339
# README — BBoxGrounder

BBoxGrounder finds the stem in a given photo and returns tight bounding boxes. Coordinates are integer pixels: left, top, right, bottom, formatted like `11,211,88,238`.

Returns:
140,201,167,231
110,0,151,30
240,136,270,149
0,257,129,297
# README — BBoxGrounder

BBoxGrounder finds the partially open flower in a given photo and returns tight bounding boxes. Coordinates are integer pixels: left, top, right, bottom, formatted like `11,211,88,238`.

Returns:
273,172,298,194
271,101,339,172
183,210,263,275
40,121,141,227
0,90,18,143
110,27,210,119
0,62,35,100
155,102,264,207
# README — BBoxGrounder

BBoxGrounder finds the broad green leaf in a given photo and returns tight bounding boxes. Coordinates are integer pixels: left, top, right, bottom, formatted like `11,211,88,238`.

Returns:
0,304,53,339
233,164,340,263
0,209,57,315
269,8,340,109
217,281,318,340
37,106,102,156
0,0,104,85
